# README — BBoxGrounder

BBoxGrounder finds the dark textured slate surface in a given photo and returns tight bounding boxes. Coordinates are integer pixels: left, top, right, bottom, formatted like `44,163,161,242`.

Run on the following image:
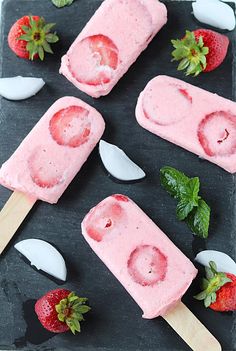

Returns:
0,0,235,350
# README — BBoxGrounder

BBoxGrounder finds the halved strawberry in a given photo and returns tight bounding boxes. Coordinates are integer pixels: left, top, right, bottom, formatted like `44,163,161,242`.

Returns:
68,34,119,86
28,147,63,189
198,111,236,157
171,29,229,76
127,245,167,286
49,106,91,148
86,202,124,242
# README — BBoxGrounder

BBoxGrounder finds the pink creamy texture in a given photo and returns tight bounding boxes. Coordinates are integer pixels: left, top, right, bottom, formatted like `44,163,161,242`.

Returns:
60,0,167,98
0,97,105,203
136,75,236,173
81,195,197,318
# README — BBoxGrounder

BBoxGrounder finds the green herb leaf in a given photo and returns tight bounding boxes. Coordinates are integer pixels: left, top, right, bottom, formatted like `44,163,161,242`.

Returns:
186,199,211,238
160,166,189,199
176,177,200,220
52,0,74,8
176,198,195,221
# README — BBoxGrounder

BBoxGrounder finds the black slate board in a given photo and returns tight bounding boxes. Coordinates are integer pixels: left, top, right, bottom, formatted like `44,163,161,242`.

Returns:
0,0,235,350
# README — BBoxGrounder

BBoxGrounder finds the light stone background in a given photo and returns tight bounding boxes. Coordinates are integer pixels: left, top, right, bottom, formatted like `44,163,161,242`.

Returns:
0,1,235,351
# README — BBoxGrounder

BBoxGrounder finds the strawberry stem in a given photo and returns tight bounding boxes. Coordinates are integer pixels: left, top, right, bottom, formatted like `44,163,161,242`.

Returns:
194,261,232,308
18,16,59,61
55,292,91,334
171,30,209,76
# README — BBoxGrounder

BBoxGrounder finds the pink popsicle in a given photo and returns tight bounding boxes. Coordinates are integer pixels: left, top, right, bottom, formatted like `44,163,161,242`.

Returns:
81,195,222,349
82,194,197,318
60,0,167,98
0,97,105,203
136,75,236,173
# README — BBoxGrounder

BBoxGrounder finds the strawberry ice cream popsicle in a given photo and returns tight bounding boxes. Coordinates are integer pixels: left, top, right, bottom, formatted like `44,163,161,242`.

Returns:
81,195,221,350
0,97,105,253
82,194,197,318
60,0,167,98
136,75,236,173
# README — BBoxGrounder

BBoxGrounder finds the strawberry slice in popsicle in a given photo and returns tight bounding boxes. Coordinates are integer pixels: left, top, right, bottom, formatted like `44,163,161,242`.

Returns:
81,194,221,350
0,97,105,253
60,0,167,98
136,75,236,173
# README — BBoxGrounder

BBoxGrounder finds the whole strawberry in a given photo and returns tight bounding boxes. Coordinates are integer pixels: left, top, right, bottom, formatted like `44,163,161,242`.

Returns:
8,15,59,60
194,261,236,312
35,289,91,333
171,29,229,76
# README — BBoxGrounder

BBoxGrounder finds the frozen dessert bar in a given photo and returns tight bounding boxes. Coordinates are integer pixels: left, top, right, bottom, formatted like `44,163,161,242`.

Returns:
0,97,105,203
81,194,197,318
60,0,167,98
136,75,236,173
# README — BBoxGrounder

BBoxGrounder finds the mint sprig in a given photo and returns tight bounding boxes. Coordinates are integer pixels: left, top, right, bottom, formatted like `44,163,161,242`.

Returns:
52,0,74,8
160,166,211,238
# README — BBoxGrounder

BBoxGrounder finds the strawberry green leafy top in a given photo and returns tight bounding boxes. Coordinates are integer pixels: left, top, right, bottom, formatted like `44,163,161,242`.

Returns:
171,30,209,76
194,261,232,308
55,292,91,334
19,16,59,60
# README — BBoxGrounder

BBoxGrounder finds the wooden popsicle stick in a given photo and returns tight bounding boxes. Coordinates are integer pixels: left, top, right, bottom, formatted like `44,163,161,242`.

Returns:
163,302,221,351
0,191,37,254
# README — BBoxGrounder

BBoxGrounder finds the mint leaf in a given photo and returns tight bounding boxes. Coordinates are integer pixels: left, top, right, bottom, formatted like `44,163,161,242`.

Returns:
52,0,74,8
176,198,195,221
160,166,189,199
186,199,210,238
176,177,200,220
183,177,200,201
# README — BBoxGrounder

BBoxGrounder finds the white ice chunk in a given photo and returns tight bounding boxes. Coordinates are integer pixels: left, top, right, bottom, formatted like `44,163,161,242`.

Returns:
195,250,236,275
99,140,146,181
15,239,67,281
192,0,236,30
0,76,45,100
